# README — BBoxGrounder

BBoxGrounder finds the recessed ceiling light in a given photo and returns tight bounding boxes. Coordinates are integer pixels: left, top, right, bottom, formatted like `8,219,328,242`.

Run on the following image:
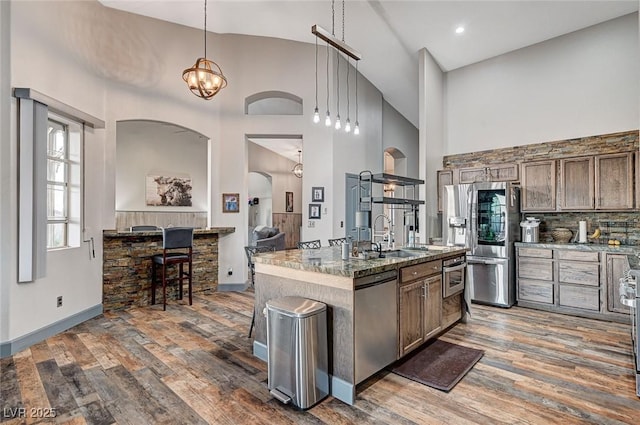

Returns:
455,26,465,34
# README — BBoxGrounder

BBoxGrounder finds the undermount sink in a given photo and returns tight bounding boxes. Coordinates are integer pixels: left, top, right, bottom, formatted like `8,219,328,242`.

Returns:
378,249,420,258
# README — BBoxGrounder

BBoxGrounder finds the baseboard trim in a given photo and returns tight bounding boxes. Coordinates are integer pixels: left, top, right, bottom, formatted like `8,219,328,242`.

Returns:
0,303,103,358
218,283,248,292
331,376,355,405
253,340,267,361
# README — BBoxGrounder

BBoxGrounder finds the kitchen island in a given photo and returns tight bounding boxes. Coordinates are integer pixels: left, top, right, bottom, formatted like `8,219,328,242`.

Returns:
103,227,235,311
252,245,467,405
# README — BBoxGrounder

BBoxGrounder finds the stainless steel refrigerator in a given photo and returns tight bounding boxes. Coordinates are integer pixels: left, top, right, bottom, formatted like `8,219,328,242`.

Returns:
443,182,520,307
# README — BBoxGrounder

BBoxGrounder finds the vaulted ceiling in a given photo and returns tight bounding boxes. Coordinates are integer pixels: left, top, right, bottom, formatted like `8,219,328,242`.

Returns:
100,1,639,127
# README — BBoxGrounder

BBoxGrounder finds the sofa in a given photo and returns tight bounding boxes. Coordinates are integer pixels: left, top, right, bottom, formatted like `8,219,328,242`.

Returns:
251,226,286,251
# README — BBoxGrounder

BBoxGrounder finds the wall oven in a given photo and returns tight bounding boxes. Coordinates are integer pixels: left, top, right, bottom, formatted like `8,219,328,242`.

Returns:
621,270,639,397
443,255,466,298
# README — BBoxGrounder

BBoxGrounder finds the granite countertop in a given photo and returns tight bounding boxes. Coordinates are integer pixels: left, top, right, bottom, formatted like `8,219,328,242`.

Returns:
253,245,468,278
103,227,235,237
515,241,640,270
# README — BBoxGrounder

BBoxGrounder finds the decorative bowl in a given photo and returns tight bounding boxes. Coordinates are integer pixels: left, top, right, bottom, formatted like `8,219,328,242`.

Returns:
551,228,573,243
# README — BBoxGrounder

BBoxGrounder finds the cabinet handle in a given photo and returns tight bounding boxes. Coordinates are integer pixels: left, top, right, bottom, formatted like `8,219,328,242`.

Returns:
412,271,418,276
423,284,428,299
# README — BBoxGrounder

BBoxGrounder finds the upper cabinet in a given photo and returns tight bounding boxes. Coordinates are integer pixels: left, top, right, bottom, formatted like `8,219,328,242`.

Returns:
595,153,634,210
559,153,634,211
436,170,453,213
458,163,519,184
559,157,594,210
521,160,556,212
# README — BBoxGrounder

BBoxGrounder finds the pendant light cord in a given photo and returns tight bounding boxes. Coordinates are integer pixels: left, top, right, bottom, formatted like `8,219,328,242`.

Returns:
315,37,318,107
203,0,207,57
336,50,340,115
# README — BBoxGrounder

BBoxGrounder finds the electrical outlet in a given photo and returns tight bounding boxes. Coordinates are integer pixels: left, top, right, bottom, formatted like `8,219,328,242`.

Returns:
57,296,63,308
308,221,315,228
227,267,233,276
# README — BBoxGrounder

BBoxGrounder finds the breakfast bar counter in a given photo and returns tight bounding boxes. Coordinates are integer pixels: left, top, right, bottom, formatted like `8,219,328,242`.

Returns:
103,227,235,311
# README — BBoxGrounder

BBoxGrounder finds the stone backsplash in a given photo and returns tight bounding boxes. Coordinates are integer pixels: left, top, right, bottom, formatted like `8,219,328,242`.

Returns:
528,211,639,246
441,130,639,246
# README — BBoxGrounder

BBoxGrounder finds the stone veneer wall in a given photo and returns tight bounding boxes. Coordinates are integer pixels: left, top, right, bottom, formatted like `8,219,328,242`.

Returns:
103,233,219,311
443,130,638,168
442,130,639,246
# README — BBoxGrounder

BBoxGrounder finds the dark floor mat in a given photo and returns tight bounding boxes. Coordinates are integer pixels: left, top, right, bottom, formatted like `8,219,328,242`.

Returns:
389,339,484,392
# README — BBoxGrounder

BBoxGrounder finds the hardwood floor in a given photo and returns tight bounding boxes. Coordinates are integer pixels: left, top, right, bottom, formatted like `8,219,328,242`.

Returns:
1,291,639,424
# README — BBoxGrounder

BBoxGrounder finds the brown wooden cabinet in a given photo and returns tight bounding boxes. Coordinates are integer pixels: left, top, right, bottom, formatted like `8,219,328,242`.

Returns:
458,163,519,184
520,160,556,212
606,253,631,314
436,169,454,213
559,156,594,210
595,153,634,209
558,152,634,211
636,152,639,209
398,260,442,357
516,245,631,322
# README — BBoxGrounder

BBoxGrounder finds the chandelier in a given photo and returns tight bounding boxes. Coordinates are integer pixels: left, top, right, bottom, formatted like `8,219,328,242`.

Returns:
312,0,361,135
292,150,303,178
182,0,227,100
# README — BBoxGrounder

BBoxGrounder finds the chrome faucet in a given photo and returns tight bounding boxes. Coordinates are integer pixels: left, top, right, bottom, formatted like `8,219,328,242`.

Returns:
372,214,393,249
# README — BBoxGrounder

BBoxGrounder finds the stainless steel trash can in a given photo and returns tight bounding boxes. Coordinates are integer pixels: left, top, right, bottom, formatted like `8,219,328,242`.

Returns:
266,296,329,409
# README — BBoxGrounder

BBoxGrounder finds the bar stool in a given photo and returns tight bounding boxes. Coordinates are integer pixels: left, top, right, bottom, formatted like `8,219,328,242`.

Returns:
151,227,194,310
244,245,276,338
297,239,321,249
328,237,348,246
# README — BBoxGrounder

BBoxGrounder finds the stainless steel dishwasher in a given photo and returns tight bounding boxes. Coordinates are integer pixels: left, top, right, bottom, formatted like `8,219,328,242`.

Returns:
354,269,398,384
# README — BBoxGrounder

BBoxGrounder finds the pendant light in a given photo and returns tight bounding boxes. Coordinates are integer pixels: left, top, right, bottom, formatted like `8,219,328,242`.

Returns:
292,150,303,178
182,0,227,100
312,0,361,134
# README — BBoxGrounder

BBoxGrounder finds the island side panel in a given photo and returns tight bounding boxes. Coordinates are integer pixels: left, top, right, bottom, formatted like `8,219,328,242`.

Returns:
254,271,355,386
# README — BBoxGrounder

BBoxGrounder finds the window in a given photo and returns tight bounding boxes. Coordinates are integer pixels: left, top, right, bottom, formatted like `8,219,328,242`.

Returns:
46,115,81,249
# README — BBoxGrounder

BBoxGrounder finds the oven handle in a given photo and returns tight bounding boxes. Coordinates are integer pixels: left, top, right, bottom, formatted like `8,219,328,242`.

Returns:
443,262,467,273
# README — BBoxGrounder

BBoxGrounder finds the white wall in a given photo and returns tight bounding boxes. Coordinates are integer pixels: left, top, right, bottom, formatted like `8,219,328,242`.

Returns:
116,120,208,211
248,172,272,227
382,100,419,178
5,1,108,341
445,13,639,155
419,48,446,244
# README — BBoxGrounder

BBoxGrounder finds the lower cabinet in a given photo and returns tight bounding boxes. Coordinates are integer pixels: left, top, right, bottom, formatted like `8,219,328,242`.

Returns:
516,245,631,321
399,261,442,357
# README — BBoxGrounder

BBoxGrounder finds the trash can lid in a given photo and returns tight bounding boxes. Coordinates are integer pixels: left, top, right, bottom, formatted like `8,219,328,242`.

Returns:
266,296,326,318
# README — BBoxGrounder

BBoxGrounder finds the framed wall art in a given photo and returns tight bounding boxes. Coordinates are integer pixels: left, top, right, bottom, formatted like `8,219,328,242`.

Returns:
309,203,321,219
222,193,240,213
145,175,193,206
285,191,294,212
312,186,324,202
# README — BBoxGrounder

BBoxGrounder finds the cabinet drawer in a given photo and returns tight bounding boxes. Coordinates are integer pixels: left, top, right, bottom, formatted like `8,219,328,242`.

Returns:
556,250,599,262
518,248,553,259
518,257,553,281
518,279,554,304
558,261,599,286
400,260,441,283
559,285,600,311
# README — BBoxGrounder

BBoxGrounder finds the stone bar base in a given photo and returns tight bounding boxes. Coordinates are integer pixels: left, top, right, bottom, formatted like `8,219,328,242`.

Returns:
103,228,233,312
